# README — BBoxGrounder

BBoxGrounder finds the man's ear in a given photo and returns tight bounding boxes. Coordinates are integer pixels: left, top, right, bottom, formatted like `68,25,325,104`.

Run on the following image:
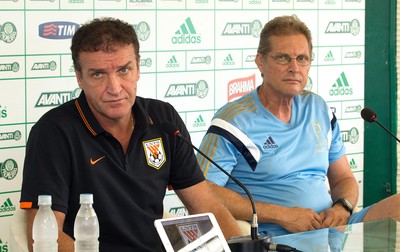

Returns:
255,53,264,70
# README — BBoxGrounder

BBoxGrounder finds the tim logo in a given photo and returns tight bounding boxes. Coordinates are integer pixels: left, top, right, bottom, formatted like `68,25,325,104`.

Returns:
39,22,79,39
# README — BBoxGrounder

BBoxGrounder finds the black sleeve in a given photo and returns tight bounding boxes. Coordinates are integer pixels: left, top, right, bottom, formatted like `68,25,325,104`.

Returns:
20,120,72,213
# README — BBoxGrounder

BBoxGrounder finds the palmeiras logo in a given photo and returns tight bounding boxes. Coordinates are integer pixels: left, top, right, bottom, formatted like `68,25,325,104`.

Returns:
133,21,150,41
0,22,17,43
39,21,79,39
143,138,166,169
0,159,18,180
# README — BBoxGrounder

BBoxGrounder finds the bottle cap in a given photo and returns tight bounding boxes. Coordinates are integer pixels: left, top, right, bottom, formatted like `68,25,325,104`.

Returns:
38,195,52,206
80,193,94,204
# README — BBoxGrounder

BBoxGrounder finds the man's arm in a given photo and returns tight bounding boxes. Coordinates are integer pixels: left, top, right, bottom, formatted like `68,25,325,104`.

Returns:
206,181,322,233
26,209,74,252
320,154,359,228
175,180,242,239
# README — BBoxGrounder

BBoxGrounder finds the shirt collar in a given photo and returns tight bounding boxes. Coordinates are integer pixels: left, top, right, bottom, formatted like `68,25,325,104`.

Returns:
74,92,153,136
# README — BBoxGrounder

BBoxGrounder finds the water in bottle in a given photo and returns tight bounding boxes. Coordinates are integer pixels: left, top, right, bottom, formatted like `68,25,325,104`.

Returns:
74,193,100,252
32,195,58,252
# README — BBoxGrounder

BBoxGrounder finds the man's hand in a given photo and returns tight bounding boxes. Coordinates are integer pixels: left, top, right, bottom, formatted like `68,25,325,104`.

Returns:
279,207,323,233
319,205,351,228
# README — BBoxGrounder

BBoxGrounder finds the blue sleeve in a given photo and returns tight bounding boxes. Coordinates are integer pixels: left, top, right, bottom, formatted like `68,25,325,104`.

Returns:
197,132,238,186
328,116,346,163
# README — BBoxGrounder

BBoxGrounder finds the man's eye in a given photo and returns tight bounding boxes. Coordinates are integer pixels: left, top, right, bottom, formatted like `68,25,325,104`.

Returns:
120,67,129,74
275,54,287,60
93,72,102,78
297,55,308,61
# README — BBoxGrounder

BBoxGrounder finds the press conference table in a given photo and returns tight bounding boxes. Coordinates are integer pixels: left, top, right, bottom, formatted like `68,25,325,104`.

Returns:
271,218,399,251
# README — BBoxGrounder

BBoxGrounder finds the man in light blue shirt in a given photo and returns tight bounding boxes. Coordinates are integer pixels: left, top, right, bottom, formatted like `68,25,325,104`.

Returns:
197,15,400,237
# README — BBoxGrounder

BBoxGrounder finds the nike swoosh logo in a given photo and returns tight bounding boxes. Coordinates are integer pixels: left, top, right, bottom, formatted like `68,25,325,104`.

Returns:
90,156,106,165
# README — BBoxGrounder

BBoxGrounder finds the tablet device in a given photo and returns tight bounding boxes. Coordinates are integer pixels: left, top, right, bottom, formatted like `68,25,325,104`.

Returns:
154,212,231,252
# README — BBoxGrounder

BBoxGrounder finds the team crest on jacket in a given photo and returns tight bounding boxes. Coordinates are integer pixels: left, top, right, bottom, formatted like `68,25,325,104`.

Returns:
142,138,166,169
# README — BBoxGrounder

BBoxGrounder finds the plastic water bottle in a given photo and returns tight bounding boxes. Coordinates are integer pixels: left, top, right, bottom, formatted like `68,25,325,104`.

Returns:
74,193,99,252
32,195,58,252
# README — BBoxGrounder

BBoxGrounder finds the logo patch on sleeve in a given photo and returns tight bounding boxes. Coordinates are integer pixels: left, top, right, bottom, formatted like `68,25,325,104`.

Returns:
142,138,166,170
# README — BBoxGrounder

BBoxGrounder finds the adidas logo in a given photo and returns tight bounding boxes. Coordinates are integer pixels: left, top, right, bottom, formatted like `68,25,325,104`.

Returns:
0,238,8,252
166,55,179,68
193,115,206,127
349,158,357,169
222,54,235,66
171,17,201,44
0,198,16,213
324,51,334,61
263,136,278,149
329,72,353,96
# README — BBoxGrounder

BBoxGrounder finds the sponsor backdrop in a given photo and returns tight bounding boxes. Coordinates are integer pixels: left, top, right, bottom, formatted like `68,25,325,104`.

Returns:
0,0,365,248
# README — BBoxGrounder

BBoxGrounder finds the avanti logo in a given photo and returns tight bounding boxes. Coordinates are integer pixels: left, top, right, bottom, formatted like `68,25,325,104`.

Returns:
345,105,362,113
140,58,152,67
345,51,361,59
0,105,7,119
0,198,16,213
169,206,188,216
0,130,21,141
190,55,211,65
341,127,359,144
0,159,18,180
0,238,8,252
193,115,206,128
329,72,353,96
248,0,261,4
325,19,360,36
0,62,19,72
263,136,278,149
68,0,84,3
31,61,57,71
165,80,208,98
227,74,256,101
39,21,79,39
172,17,201,45
166,55,180,68
246,55,256,62
272,0,291,3
222,20,262,38
324,51,335,61
133,22,150,41
222,54,235,66
0,22,17,43
35,88,82,107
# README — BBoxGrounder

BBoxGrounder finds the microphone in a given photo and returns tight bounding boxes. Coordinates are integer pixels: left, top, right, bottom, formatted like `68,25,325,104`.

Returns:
162,122,300,252
361,108,400,143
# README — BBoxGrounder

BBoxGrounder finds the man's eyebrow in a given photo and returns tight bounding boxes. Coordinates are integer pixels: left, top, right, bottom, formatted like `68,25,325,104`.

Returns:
87,61,134,72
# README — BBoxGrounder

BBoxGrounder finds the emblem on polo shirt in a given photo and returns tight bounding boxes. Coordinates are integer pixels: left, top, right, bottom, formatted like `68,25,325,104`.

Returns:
142,138,166,170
